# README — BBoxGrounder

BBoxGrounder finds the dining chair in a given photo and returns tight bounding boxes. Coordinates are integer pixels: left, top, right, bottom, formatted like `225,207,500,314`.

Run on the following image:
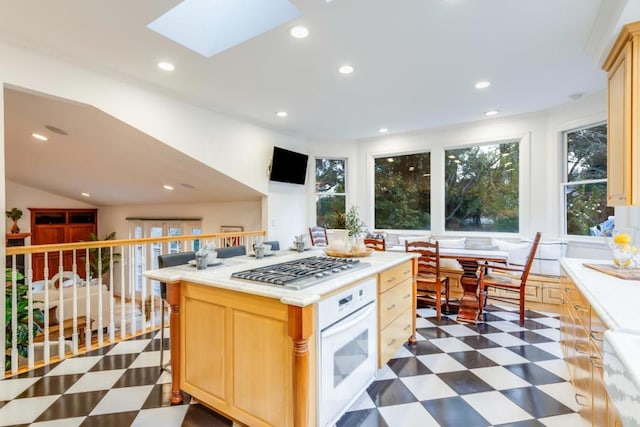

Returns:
308,226,329,246
157,251,196,371
364,237,386,251
263,240,280,251
215,245,247,258
405,240,450,320
478,232,542,325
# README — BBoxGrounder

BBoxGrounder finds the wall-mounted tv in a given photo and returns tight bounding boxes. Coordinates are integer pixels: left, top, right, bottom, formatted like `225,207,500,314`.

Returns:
269,146,309,185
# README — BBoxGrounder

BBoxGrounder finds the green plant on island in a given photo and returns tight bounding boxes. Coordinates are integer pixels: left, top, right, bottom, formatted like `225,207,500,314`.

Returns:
5,268,44,371
335,206,367,237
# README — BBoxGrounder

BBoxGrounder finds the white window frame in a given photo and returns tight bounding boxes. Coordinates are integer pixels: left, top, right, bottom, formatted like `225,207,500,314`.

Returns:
560,121,610,239
314,157,348,228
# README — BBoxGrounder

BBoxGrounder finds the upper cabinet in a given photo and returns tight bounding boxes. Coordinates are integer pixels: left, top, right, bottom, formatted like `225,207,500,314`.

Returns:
603,21,640,206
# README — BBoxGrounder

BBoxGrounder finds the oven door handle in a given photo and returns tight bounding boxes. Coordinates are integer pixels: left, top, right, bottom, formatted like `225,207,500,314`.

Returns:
321,303,374,339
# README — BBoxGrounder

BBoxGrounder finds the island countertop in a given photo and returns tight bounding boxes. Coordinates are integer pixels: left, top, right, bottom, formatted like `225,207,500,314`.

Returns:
143,249,418,307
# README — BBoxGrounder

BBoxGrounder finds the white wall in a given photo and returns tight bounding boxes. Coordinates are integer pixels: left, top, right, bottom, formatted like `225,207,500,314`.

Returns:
0,41,309,245
99,201,262,241
5,180,97,236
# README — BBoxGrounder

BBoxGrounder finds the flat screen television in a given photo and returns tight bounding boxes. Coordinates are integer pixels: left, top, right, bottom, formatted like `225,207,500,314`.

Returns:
269,146,309,185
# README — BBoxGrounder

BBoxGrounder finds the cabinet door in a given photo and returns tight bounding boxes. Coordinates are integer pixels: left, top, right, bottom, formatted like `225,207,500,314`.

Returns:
33,225,66,245
607,39,633,206
66,224,96,243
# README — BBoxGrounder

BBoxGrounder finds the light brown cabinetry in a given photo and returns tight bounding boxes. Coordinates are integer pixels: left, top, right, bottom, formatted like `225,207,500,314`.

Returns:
603,21,640,206
559,271,622,426
179,283,297,427
378,260,414,367
29,208,97,281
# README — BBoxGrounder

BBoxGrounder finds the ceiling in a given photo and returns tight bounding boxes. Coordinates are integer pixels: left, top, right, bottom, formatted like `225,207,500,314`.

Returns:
0,0,634,206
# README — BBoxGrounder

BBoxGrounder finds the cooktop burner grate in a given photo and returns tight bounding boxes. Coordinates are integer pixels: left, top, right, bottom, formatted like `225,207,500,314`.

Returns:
231,256,368,289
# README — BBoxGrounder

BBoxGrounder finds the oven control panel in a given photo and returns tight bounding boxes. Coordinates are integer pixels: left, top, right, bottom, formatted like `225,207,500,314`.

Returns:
317,277,376,331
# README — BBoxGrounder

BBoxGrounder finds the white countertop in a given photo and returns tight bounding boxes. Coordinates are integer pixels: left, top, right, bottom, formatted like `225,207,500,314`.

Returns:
559,258,640,331
144,249,417,307
560,258,640,425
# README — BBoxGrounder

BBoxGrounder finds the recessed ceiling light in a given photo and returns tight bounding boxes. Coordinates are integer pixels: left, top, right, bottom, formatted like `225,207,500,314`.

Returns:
181,183,195,189
158,61,175,71
276,111,288,117
475,81,491,89
32,133,48,141
163,185,174,190
485,110,499,116
379,128,388,133
338,65,354,75
81,192,90,197
290,25,309,38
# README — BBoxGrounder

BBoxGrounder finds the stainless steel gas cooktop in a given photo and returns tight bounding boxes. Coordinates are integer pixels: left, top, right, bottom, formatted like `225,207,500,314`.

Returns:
231,256,369,289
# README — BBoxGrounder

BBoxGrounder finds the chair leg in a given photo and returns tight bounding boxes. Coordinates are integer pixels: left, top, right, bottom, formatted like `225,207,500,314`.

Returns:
519,289,525,326
444,278,450,313
435,280,441,320
159,299,165,369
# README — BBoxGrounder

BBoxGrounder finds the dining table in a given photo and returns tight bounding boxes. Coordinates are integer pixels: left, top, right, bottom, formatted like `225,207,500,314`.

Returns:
438,248,508,323
388,245,509,324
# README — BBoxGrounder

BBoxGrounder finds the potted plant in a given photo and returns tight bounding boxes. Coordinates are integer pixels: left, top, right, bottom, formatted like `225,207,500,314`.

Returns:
5,208,23,234
84,232,121,279
334,206,367,252
5,268,44,371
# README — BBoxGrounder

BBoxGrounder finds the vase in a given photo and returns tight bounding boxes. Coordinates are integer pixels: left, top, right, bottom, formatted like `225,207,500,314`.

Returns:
10,219,20,233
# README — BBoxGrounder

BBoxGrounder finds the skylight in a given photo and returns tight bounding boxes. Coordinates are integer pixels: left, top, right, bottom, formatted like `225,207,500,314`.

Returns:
148,0,302,58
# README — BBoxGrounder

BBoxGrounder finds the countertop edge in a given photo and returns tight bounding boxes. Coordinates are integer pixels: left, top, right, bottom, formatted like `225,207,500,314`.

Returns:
144,251,418,307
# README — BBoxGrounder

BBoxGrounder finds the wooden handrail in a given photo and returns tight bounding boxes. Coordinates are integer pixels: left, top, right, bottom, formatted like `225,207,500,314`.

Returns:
5,230,267,256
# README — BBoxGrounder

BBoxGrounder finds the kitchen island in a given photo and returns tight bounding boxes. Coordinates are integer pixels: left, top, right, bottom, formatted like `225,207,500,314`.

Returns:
144,249,417,427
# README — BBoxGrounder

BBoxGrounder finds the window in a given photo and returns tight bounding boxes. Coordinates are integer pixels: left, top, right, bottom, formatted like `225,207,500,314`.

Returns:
315,158,346,228
445,140,519,232
374,152,431,230
563,123,613,236
128,219,202,293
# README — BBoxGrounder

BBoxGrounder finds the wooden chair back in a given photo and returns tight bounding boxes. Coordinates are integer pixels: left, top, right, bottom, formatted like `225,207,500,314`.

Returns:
308,226,329,246
364,237,386,251
405,240,441,277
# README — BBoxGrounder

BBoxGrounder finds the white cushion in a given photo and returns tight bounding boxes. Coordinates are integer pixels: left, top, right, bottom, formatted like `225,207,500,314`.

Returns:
398,235,430,245
436,238,466,249
492,238,531,265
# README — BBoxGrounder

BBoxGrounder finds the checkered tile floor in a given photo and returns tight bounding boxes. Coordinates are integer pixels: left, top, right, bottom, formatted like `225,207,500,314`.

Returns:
0,305,587,427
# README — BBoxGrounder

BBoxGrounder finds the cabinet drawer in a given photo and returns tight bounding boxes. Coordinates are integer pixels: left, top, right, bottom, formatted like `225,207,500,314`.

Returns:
379,306,412,367
379,278,412,329
379,261,412,294
590,309,606,357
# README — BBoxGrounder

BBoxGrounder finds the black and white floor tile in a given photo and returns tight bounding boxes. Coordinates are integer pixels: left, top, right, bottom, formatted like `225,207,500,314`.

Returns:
0,305,587,427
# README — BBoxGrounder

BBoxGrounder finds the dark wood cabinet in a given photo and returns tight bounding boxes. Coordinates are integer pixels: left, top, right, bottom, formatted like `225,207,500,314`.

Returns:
29,208,97,281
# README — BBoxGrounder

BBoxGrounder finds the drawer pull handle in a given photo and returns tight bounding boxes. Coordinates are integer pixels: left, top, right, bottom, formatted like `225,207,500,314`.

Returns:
403,293,411,299
573,304,588,313
387,277,396,283
574,393,588,406
403,269,411,275
560,298,568,304
387,338,396,346
590,331,604,341
387,304,396,311
403,324,411,331
574,343,590,354
590,355,604,368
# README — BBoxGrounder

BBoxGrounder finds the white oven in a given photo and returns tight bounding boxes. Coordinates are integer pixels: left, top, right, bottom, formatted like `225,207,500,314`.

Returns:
317,278,377,427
